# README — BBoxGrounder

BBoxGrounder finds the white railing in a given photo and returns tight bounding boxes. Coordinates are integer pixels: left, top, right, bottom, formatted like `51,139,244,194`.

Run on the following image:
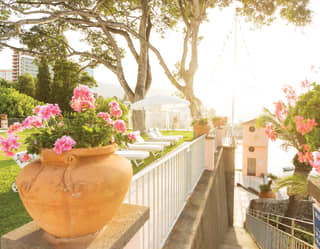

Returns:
124,135,206,249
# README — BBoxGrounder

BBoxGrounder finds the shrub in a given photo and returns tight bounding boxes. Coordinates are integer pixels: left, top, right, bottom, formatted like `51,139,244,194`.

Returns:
0,87,43,118
192,118,208,126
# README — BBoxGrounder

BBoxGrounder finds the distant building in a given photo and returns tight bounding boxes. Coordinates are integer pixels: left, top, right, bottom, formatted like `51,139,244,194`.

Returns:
242,119,269,177
12,50,38,81
0,69,13,81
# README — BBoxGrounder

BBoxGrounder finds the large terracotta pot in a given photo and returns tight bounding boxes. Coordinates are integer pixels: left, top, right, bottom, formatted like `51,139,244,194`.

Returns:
0,114,7,120
259,191,276,199
16,144,132,238
193,123,211,138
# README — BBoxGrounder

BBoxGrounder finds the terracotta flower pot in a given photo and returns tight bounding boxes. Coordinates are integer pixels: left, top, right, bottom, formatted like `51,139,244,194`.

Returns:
16,144,132,238
259,191,276,199
0,114,7,120
193,123,211,138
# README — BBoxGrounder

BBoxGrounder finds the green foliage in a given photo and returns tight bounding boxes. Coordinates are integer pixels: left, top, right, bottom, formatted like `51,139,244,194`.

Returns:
287,83,320,151
0,78,15,88
35,58,51,103
79,71,97,88
274,174,311,196
259,184,272,192
192,118,209,126
17,73,36,98
95,96,129,124
0,87,42,118
51,60,81,112
267,173,278,180
212,116,228,127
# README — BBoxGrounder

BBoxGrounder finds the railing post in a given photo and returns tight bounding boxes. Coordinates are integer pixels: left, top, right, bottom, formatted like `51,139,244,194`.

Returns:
186,146,192,193
290,219,295,248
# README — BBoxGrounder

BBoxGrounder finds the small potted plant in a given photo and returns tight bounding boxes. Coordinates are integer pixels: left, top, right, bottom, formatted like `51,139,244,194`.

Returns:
192,118,211,138
0,85,136,240
212,116,227,128
259,180,276,199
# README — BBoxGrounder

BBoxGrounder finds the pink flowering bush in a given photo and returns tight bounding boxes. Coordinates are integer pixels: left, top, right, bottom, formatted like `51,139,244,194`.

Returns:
257,76,320,174
1,85,135,160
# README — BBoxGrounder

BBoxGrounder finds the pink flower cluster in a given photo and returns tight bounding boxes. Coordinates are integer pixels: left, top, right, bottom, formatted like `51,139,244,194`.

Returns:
34,104,61,120
0,135,21,156
71,85,96,112
23,116,44,129
113,120,126,134
293,116,318,135
109,101,122,118
53,136,76,154
128,132,136,142
297,144,313,163
97,112,112,125
274,101,287,121
8,122,22,134
301,79,310,88
265,123,277,141
310,152,320,173
22,153,31,162
282,85,297,106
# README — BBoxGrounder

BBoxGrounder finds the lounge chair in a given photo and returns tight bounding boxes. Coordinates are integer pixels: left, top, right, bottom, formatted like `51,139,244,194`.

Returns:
147,129,179,144
154,128,183,140
115,150,149,167
133,131,171,147
127,143,164,157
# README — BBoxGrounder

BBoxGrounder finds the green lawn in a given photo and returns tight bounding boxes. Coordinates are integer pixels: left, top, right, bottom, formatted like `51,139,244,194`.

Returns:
0,129,193,245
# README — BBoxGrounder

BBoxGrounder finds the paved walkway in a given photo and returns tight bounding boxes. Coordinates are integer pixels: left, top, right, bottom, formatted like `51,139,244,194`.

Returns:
218,186,259,249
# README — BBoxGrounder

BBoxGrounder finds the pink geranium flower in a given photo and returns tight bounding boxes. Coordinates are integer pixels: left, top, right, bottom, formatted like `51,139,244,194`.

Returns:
109,101,120,109
71,85,96,112
301,79,310,88
97,112,112,125
8,122,22,134
110,107,122,118
35,104,61,120
53,136,76,154
282,85,297,106
128,132,136,142
0,135,21,157
23,116,43,129
113,120,126,134
22,153,31,162
265,123,277,141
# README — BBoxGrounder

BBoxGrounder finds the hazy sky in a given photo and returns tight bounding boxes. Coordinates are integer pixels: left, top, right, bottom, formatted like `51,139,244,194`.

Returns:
1,2,320,122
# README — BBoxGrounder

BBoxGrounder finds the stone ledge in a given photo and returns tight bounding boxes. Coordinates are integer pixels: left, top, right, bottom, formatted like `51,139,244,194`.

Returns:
308,177,320,202
1,204,149,249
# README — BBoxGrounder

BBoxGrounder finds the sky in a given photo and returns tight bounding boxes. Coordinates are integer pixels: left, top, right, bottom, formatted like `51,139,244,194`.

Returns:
1,1,320,122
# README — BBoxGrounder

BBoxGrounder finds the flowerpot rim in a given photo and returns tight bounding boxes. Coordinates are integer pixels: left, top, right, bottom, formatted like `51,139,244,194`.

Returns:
40,144,118,166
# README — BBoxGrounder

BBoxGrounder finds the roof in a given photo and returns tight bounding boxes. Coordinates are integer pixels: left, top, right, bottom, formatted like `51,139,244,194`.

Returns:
242,118,257,125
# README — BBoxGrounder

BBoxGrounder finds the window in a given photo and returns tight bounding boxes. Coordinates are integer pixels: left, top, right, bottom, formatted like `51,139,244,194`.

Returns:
249,146,255,152
249,126,255,132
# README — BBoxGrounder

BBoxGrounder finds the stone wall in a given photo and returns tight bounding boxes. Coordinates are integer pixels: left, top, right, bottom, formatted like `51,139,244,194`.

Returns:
249,199,313,221
162,147,235,249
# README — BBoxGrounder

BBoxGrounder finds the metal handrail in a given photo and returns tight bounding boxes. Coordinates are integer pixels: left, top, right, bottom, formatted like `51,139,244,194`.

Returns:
248,209,314,242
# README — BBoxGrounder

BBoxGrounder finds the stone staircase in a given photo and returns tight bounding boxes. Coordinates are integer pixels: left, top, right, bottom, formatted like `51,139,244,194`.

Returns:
218,227,258,249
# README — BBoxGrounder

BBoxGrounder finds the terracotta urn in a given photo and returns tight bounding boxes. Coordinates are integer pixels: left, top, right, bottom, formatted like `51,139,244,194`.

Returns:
193,123,211,138
16,144,132,238
259,191,276,199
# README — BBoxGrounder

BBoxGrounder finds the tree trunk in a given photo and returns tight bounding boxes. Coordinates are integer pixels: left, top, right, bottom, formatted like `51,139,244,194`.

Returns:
132,110,146,133
284,154,312,219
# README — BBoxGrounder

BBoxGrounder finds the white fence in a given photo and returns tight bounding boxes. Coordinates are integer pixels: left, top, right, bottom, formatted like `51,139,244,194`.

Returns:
124,135,206,249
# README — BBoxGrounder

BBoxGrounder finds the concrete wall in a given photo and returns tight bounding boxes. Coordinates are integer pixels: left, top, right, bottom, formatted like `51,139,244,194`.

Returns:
162,147,235,249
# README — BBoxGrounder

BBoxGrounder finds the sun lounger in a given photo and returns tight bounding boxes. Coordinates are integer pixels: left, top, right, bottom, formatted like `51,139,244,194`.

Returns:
147,130,179,144
115,150,149,167
154,128,183,140
133,131,171,147
127,143,164,157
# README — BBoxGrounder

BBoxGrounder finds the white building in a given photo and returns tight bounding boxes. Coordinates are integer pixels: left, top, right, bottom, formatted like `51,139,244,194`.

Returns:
0,69,13,81
12,50,38,81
